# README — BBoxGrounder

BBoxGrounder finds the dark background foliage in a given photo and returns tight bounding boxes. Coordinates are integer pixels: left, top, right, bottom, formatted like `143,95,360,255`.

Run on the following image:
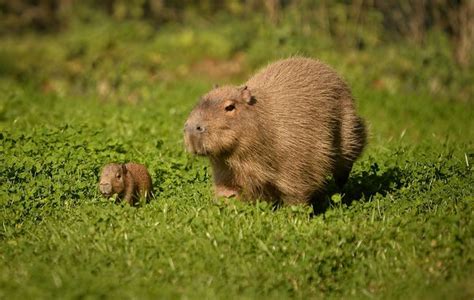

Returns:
1,0,473,67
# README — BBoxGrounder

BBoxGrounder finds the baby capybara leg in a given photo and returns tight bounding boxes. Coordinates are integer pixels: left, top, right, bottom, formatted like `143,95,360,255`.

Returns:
124,194,135,206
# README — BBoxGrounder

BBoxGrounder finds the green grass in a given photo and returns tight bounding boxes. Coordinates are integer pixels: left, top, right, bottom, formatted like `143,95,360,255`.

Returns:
1,15,473,299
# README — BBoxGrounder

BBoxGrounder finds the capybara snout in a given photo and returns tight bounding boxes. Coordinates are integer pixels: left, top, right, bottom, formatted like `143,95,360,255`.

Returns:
184,115,209,156
99,183,112,197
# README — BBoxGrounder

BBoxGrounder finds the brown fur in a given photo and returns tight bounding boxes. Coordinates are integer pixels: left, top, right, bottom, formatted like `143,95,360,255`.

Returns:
184,57,366,205
98,163,153,205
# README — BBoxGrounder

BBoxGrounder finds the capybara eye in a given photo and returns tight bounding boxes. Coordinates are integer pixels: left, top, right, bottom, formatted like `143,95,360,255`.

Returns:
225,104,235,112
116,173,121,179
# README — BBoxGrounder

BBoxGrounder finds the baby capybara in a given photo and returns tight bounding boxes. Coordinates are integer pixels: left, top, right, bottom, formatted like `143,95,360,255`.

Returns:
184,57,366,206
99,163,152,205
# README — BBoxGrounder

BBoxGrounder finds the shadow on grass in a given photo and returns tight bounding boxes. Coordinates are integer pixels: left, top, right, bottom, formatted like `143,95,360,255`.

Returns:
312,165,405,215
340,166,404,205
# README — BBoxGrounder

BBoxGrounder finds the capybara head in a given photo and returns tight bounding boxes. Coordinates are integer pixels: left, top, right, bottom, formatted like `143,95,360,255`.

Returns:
99,163,127,197
184,85,256,156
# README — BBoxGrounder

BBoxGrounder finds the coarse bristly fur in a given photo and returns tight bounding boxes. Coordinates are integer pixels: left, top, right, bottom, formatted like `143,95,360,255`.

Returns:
98,163,153,205
184,57,367,206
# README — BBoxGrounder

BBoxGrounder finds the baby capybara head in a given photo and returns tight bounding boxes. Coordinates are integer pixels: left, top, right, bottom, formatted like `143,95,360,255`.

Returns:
184,85,256,156
99,163,126,197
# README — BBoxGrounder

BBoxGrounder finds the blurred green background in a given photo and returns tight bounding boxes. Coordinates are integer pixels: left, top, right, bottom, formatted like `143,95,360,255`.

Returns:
0,0,473,103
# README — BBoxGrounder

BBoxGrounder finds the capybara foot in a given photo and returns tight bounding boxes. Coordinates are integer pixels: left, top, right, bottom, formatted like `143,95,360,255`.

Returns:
215,185,239,198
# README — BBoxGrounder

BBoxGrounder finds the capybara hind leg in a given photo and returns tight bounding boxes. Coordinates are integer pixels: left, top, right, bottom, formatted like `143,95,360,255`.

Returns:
337,101,366,189
311,189,329,215
340,113,366,164
334,161,353,189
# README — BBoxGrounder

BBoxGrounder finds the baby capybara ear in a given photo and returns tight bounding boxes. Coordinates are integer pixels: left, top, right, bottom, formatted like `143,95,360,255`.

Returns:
121,164,127,174
213,83,219,89
240,86,255,104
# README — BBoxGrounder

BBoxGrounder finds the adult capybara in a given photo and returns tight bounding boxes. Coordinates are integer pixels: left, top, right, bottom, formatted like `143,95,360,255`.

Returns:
99,163,153,205
184,57,366,206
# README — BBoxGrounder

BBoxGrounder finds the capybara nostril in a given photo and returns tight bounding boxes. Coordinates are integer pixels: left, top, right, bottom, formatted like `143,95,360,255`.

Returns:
184,122,205,134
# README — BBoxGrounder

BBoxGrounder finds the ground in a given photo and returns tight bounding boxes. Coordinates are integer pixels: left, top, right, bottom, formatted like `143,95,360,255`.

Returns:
0,16,473,299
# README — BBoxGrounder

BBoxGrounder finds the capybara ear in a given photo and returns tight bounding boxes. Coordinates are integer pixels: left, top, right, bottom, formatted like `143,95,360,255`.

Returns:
240,86,255,104
213,83,219,89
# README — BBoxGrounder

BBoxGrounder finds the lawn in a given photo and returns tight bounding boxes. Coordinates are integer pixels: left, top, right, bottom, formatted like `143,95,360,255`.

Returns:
1,15,473,299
